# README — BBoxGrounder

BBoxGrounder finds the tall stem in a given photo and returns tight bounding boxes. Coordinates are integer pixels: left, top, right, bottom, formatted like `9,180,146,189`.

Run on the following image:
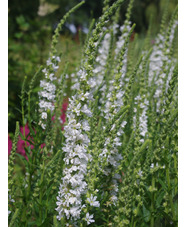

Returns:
39,160,45,223
150,175,155,227
166,167,176,221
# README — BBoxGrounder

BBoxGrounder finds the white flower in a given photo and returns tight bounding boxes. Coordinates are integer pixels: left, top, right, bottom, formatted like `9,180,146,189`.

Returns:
38,56,60,129
41,112,47,119
82,120,90,131
69,207,81,219
41,123,46,129
56,90,93,222
46,58,52,65
55,56,61,62
150,163,154,168
42,68,48,76
85,213,95,225
110,195,118,203
52,64,59,71
121,121,127,128
81,104,92,117
138,170,143,177
87,194,100,207
49,73,57,81
110,124,116,131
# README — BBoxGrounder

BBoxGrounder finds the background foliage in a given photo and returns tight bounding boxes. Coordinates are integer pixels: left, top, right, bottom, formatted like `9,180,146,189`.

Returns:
8,0,177,132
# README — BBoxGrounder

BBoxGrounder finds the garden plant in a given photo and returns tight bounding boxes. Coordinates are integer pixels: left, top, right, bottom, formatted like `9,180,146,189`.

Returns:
8,0,178,226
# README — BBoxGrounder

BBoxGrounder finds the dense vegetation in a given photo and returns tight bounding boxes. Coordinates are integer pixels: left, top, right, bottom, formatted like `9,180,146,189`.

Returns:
8,0,178,226
8,0,177,132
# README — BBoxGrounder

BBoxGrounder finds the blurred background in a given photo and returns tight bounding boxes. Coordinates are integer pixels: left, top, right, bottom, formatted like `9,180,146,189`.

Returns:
8,0,178,133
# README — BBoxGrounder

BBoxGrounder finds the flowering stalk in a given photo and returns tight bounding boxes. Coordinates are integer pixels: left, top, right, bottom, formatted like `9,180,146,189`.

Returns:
28,66,42,126
8,122,20,216
56,1,130,224
38,1,85,130
38,55,60,129
95,24,135,205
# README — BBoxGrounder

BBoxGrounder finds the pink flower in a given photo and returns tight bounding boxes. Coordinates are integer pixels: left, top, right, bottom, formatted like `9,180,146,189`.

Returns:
8,135,12,156
52,100,68,126
61,100,68,123
8,101,68,158
62,100,68,112
17,123,34,159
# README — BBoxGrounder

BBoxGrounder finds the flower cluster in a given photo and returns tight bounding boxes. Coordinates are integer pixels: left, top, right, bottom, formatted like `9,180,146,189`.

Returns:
133,95,149,143
56,90,99,224
38,56,61,129
149,18,178,112
8,102,68,157
95,21,133,204
8,189,15,216
8,135,12,156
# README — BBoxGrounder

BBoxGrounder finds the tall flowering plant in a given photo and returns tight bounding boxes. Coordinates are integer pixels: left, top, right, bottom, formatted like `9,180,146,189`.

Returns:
8,0,178,226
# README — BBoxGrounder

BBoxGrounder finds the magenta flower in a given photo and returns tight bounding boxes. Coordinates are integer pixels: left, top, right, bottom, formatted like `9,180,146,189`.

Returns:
17,123,34,159
61,101,68,123
9,101,68,158
52,100,68,126
8,135,12,156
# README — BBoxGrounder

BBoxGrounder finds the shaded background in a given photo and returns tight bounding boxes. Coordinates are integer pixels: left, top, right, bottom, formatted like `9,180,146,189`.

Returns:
8,0,177,133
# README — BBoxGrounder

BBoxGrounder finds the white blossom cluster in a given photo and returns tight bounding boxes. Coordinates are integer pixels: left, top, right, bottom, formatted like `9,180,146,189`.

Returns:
101,21,132,123
132,52,150,142
56,69,100,224
91,24,119,90
63,25,125,212
70,25,113,94
165,19,178,92
168,20,178,46
100,130,124,205
8,189,15,216
38,56,60,129
133,96,149,141
102,21,131,120
133,94,149,143
92,28,111,89
114,21,131,80
139,98,149,142
148,33,166,86
149,19,178,112
96,22,132,204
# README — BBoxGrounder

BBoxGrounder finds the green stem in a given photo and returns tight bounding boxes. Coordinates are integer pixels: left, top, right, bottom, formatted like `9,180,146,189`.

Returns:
21,95,27,149
21,76,28,148
166,167,176,221
9,209,19,227
28,91,31,125
130,190,136,227
173,153,178,195
39,161,45,223
150,176,155,227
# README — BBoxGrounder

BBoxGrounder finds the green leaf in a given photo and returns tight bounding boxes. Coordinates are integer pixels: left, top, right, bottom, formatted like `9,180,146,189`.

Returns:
156,189,165,208
9,209,19,227
14,32,23,39
28,221,37,226
158,178,167,190
15,152,28,165
143,205,151,222
53,216,59,227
